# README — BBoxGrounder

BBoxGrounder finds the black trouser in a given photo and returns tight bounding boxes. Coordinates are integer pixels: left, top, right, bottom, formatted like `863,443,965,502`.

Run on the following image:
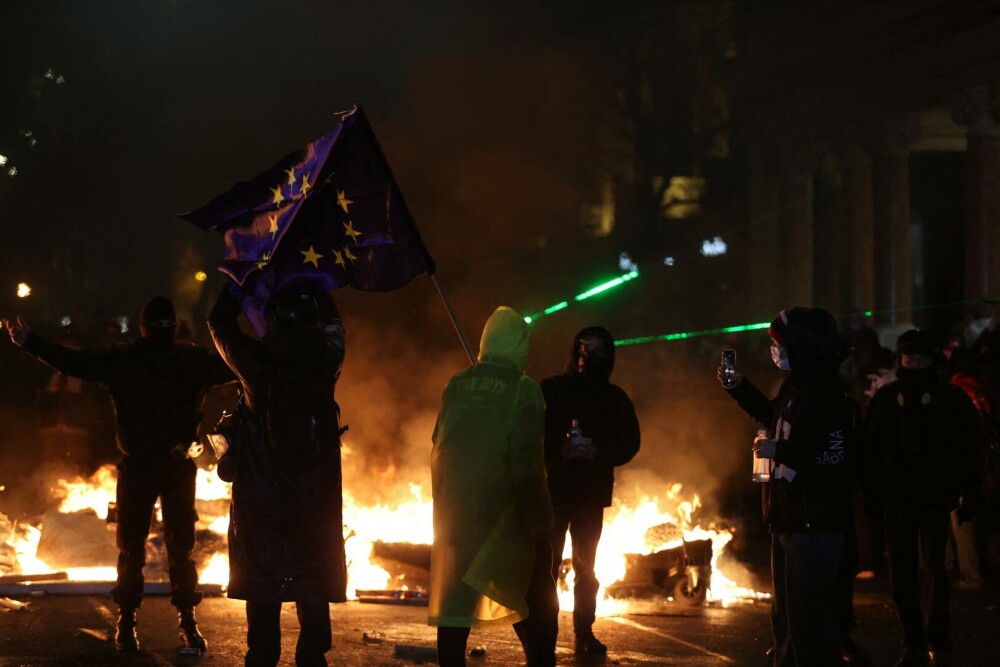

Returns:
437,539,559,667
110,457,202,610
514,539,559,667
884,507,952,652
551,505,602,636
245,601,331,667
437,627,472,667
838,527,859,641
771,532,844,667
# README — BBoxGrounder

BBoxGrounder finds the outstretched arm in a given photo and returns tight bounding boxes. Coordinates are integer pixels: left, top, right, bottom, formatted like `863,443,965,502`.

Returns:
5,316,110,383
721,372,775,428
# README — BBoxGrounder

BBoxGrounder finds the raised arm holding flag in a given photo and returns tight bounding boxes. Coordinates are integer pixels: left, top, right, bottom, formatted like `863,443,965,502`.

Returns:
181,105,475,364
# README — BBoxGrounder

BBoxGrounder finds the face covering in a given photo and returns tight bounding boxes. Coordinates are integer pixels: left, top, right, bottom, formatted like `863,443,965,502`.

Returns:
771,344,791,370
143,327,176,350
577,336,609,376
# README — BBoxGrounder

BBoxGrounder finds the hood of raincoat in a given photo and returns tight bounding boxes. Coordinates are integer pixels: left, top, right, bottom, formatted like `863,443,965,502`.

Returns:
478,307,530,371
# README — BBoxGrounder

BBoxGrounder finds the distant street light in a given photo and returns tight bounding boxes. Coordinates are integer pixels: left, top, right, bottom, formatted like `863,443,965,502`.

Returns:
194,271,208,282
16,282,31,298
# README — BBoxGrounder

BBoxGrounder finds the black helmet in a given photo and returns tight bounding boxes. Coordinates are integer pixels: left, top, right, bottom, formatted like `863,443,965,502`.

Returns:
267,293,319,329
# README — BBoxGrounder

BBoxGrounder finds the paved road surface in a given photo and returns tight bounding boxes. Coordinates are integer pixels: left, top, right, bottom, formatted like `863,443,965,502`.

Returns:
1,578,998,666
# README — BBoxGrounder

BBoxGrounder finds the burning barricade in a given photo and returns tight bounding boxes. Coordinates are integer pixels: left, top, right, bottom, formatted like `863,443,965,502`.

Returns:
1,464,768,609
0,464,231,592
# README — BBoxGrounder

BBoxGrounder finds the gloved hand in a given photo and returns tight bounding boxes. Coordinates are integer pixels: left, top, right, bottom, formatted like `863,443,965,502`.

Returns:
716,365,743,390
753,438,777,460
2,316,29,346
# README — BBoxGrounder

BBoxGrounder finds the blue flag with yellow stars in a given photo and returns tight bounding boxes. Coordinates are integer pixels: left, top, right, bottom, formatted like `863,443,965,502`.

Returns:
180,105,435,334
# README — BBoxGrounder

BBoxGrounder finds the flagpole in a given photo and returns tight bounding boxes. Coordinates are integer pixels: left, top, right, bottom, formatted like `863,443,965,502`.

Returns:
430,274,477,367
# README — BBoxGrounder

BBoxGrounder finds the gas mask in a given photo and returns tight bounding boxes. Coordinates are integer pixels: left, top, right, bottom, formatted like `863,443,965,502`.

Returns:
577,335,609,377
771,343,791,370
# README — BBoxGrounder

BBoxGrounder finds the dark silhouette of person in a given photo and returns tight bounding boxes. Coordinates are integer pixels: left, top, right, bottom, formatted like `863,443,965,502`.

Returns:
208,287,347,667
719,307,858,667
541,326,640,655
5,297,234,654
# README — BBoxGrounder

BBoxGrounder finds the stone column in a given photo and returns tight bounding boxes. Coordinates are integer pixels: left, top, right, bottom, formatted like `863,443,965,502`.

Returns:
869,116,918,325
746,138,781,317
953,84,1000,300
778,144,815,307
813,151,845,314
839,143,876,315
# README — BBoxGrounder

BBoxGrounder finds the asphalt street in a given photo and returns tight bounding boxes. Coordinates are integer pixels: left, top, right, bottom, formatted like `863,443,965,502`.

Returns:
1,577,998,666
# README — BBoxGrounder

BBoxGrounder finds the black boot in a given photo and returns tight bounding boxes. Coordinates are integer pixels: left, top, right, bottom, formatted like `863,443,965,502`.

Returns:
574,633,608,655
114,609,139,653
178,607,208,654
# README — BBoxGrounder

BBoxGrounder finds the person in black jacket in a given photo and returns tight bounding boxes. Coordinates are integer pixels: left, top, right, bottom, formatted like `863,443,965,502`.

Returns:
208,286,347,667
541,326,640,655
718,307,858,667
865,330,982,667
4,297,234,654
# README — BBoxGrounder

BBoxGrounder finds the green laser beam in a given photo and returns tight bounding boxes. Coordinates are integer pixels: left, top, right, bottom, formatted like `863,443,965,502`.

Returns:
543,301,569,315
574,270,639,301
617,322,770,346
615,297,998,347
523,271,639,324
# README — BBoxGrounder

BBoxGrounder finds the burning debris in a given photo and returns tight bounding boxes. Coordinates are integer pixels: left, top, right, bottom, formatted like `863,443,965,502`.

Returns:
603,538,712,605
0,596,30,611
1,462,768,609
0,465,232,589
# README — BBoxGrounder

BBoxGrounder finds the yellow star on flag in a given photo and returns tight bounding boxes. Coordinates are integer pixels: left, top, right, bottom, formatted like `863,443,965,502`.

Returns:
343,246,357,264
332,248,346,269
257,252,271,270
284,167,297,186
337,190,354,213
301,245,323,268
343,220,362,245
268,214,279,238
270,185,285,207
300,172,312,196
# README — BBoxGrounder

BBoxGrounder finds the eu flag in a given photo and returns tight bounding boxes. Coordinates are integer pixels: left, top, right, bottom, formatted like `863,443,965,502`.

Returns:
181,106,435,334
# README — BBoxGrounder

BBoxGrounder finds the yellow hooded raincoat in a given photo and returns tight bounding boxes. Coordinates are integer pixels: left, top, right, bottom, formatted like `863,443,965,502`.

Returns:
429,307,554,627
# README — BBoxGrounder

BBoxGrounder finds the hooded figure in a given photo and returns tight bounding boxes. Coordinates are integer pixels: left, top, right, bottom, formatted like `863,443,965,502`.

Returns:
719,307,859,667
540,326,640,655
865,329,983,665
5,296,234,654
430,307,558,667
208,287,347,667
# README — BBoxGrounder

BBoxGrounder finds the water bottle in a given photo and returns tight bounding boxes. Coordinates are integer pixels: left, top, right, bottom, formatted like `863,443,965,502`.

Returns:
562,419,584,459
752,427,773,483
